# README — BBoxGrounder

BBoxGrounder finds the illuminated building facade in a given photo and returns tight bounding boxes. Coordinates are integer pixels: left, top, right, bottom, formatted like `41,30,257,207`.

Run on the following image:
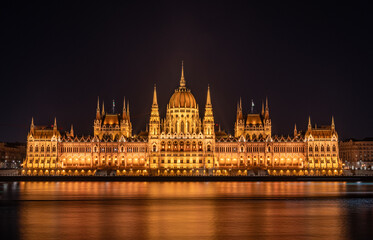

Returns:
23,63,342,176
340,138,373,170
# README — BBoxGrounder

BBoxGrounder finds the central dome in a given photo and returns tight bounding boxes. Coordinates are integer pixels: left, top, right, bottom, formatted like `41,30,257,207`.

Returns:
168,61,197,109
169,89,197,108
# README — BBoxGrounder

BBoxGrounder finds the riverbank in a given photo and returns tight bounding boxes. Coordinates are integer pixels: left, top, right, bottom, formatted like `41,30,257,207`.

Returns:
1,175,373,182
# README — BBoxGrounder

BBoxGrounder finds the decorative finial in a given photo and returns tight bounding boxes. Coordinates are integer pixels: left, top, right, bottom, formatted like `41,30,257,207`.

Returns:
54,117,57,130
112,99,115,113
180,61,186,88
153,84,158,106
250,99,255,113
308,116,311,130
331,116,335,130
206,85,211,106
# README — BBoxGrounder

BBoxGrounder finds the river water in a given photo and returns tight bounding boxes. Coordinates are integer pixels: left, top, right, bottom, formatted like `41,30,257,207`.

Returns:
1,181,373,240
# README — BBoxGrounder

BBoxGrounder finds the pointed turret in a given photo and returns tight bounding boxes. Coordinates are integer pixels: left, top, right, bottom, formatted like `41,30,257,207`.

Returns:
122,96,127,119
264,97,269,119
127,101,130,120
30,117,34,134
152,84,158,106
96,97,101,119
308,116,312,130
53,117,57,130
331,116,335,130
70,124,74,137
261,101,264,116
206,85,212,106
101,101,105,116
149,85,160,137
203,85,214,137
179,61,186,89
294,124,297,137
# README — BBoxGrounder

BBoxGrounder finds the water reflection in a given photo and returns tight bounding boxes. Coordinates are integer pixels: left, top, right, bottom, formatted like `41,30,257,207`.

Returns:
1,182,373,240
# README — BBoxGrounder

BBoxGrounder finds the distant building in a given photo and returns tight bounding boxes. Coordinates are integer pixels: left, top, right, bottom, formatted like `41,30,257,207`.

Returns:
0,142,26,169
340,138,373,170
23,63,342,176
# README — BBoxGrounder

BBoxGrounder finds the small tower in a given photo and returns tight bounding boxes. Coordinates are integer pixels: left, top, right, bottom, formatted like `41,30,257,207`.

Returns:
294,124,297,137
101,101,105,116
331,116,335,131
234,98,245,137
53,117,58,133
308,116,312,131
149,84,160,137
70,124,74,137
30,117,35,135
96,97,101,120
203,85,215,138
120,99,132,138
262,97,271,137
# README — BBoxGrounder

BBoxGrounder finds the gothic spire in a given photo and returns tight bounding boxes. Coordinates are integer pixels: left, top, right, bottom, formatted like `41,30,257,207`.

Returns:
96,97,101,119
70,124,74,137
331,116,335,130
153,84,158,106
102,101,105,116
308,116,312,130
206,85,212,106
53,117,57,130
127,101,130,120
180,61,186,88
294,124,297,136
122,97,126,119
30,117,34,134
265,97,269,119
261,101,264,116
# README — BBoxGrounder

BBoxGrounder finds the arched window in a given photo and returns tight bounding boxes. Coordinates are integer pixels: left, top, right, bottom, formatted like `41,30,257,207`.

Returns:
207,145,211,152
180,141,184,151
47,146,50,152
41,146,44,152
309,146,313,152
192,141,197,151
52,146,56,152
181,121,184,133
198,142,203,151
161,142,165,151
173,141,178,151
327,145,330,152
315,145,319,151
321,145,324,151
332,145,336,152
29,145,33,152
152,144,157,152
167,141,172,150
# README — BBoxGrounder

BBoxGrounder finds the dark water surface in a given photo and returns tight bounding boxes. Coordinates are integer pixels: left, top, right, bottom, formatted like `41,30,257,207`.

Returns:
1,182,373,240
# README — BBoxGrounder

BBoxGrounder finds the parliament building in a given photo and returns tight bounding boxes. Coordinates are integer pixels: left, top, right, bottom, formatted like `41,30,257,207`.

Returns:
23,63,342,176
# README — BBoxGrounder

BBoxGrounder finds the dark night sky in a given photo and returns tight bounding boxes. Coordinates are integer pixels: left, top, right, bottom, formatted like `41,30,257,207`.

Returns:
0,1,372,142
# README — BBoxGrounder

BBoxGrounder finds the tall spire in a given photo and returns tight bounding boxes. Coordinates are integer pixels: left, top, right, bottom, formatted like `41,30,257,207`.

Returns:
239,97,242,111
294,124,297,136
53,117,57,130
308,116,312,130
127,101,130,119
122,97,126,119
261,101,264,116
96,97,101,120
153,84,158,106
331,116,335,130
102,101,105,116
30,117,34,134
180,61,186,88
206,85,212,106
264,97,269,119
70,124,74,137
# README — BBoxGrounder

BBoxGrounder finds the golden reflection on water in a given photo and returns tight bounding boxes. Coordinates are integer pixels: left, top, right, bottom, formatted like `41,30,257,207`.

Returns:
4,182,372,240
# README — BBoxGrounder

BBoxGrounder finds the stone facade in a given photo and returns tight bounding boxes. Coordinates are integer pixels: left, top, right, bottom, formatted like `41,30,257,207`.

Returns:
22,63,342,176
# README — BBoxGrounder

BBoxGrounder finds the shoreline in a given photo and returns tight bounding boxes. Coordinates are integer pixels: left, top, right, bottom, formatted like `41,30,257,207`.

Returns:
1,176,373,182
